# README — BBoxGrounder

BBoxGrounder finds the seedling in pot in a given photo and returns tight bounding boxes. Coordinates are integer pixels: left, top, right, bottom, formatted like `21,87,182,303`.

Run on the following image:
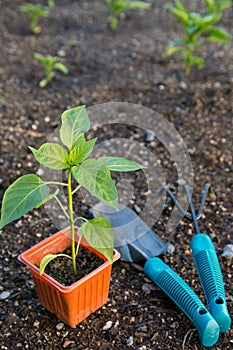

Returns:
164,0,232,76
20,3,49,34
0,105,145,275
105,0,151,31
34,52,69,88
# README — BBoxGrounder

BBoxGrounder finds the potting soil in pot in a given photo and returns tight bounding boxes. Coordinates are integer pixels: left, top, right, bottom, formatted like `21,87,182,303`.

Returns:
43,247,104,286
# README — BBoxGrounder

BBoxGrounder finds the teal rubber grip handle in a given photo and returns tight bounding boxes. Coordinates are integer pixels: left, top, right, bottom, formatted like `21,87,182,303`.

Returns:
191,234,231,333
144,257,220,347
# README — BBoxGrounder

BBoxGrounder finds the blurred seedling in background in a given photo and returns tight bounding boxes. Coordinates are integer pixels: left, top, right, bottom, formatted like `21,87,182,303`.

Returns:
20,3,50,34
164,0,232,76
47,0,55,7
34,53,69,88
105,0,151,30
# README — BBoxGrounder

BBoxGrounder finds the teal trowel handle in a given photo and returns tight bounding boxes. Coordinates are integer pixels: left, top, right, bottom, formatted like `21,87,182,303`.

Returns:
191,234,231,333
144,257,219,347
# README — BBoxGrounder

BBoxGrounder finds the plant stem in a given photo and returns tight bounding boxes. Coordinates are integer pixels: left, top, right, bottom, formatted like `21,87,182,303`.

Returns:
74,216,88,223
75,234,82,257
46,181,68,187
185,48,192,76
185,61,191,76
54,195,70,220
67,168,77,273
72,184,81,195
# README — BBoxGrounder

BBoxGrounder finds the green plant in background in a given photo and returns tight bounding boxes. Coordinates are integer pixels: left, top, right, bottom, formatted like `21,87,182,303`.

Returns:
164,0,232,75
0,106,145,274
20,3,49,34
34,52,69,88
105,0,151,30
47,0,55,7
204,0,232,13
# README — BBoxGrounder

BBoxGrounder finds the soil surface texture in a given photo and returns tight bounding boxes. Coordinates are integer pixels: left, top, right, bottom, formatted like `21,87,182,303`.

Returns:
0,0,232,349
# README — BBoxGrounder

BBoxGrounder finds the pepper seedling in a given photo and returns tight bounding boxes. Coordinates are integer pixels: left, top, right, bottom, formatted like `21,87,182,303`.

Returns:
20,3,49,34
164,0,232,75
0,106,146,275
105,0,151,31
34,52,69,88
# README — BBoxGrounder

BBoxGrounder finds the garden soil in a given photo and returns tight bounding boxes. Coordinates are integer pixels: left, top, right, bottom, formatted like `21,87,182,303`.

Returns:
0,0,232,349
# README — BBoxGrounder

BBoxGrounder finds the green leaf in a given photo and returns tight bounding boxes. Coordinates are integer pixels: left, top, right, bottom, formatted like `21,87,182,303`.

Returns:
206,26,231,43
189,55,205,68
35,189,59,208
198,13,221,28
67,135,97,165
167,5,189,25
164,45,182,56
204,0,215,13
39,253,71,275
79,218,114,262
53,63,69,74
20,4,49,18
39,78,48,88
0,174,50,229
60,106,90,149
34,52,45,63
29,143,69,170
185,25,200,36
213,0,232,12
72,159,118,210
109,15,118,30
34,53,54,67
47,0,55,7
98,156,146,171
128,1,151,10
175,0,188,14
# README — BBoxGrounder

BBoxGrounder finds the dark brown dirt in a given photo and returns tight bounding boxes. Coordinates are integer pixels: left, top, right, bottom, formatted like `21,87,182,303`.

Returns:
0,0,232,349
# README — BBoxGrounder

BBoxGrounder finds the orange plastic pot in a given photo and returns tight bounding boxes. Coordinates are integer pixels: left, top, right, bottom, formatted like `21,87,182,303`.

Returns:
18,227,120,328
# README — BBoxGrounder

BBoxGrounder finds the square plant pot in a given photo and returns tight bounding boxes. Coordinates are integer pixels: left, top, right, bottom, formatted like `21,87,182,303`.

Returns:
18,226,120,328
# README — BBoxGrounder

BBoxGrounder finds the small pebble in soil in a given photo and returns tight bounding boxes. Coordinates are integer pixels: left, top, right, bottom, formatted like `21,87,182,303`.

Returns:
170,322,177,328
63,340,75,348
7,312,18,323
158,84,165,90
142,283,156,294
57,49,66,57
144,277,151,283
56,322,64,330
138,325,148,333
221,244,233,259
176,178,186,186
179,81,187,89
36,168,44,176
25,280,35,288
130,317,135,324
102,320,113,331
133,204,141,213
167,243,175,254
0,291,11,300
126,335,134,347
145,130,155,142
44,116,50,123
